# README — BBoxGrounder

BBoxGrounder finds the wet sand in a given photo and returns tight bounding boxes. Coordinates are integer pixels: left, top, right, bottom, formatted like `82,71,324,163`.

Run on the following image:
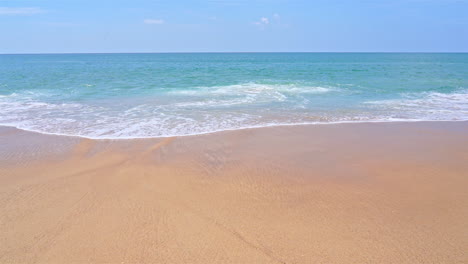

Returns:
0,122,467,263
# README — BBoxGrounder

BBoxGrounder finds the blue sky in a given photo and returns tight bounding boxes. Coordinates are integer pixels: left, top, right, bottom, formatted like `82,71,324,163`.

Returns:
0,0,467,53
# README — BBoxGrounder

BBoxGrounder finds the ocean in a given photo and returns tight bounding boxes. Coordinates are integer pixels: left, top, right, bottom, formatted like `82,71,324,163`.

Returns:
0,53,467,139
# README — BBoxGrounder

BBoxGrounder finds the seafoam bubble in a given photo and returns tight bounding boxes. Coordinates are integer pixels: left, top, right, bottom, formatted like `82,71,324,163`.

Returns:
172,97,257,108
169,83,335,96
1,86,467,139
167,83,336,107
366,90,468,120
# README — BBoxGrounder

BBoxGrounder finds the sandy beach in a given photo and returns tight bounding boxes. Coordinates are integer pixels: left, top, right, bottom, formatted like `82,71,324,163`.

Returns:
0,122,467,264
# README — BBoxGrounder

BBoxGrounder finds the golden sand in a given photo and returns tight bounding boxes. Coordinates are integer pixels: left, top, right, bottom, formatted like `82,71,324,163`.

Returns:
0,122,467,263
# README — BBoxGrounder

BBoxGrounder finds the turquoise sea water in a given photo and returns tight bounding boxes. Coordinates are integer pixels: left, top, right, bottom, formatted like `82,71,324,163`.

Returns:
0,53,467,138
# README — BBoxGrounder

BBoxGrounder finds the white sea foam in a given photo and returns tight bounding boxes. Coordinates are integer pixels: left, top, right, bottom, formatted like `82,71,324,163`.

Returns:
366,90,468,121
171,83,333,96
172,97,256,108
0,87,467,139
0,93,17,98
167,83,335,108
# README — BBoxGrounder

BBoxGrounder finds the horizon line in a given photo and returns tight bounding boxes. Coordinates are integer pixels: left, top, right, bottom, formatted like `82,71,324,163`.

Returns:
1,51,468,55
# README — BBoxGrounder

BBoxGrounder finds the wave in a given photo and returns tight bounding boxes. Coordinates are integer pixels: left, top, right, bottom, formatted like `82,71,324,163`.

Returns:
170,83,334,96
166,83,336,108
366,90,468,121
0,87,467,139
0,93,17,98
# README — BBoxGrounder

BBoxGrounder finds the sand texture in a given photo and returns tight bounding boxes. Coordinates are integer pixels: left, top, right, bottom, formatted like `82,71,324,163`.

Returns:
0,122,467,263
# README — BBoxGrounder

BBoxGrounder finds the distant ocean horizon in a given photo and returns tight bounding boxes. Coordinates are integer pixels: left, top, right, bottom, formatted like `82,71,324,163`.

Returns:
1,53,467,139
3,52,468,55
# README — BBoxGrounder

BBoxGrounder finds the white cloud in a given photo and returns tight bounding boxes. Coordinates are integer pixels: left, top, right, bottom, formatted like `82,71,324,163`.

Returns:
253,14,283,29
0,7,44,15
254,17,269,27
144,19,165,25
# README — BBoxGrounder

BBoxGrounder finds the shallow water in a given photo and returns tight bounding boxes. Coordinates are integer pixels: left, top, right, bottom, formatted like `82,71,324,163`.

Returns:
1,53,467,138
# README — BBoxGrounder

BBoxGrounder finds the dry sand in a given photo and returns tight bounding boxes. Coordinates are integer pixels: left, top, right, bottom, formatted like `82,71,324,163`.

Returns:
0,122,467,263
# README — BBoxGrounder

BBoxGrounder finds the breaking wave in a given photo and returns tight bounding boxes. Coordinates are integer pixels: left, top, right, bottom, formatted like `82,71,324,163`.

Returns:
0,84,467,139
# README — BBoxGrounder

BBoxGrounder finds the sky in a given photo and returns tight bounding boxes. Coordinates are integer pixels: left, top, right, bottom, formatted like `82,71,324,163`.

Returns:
0,0,467,53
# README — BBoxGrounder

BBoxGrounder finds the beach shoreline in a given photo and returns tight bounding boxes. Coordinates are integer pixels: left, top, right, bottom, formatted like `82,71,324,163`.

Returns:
1,121,467,263
1,119,468,140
